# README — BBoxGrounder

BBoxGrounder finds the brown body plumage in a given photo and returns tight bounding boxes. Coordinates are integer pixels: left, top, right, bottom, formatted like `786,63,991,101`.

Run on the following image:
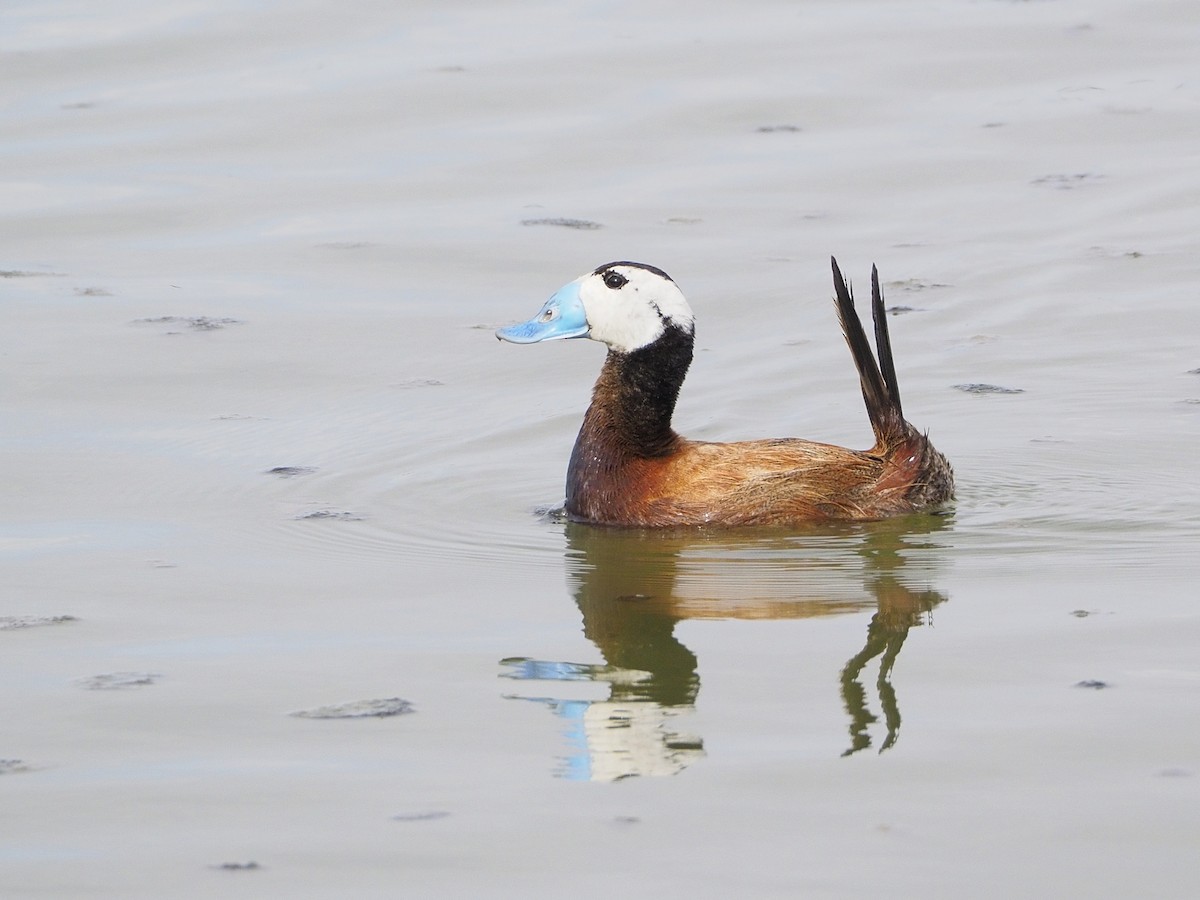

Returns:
563,259,953,526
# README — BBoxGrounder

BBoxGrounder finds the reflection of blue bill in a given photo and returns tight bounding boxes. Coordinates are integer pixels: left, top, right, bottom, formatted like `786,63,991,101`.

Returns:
500,657,652,685
499,658,594,682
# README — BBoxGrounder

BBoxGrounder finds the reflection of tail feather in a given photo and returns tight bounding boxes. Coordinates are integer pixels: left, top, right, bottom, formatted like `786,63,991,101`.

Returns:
840,578,940,756
841,615,901,756
875,623,909,752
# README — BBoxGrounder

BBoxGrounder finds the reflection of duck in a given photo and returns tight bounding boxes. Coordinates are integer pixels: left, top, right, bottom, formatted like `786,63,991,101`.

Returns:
497,258,953,526
502,517,950,778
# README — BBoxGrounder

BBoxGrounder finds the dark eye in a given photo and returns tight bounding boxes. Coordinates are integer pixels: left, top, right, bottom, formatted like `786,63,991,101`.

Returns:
602,270,627,290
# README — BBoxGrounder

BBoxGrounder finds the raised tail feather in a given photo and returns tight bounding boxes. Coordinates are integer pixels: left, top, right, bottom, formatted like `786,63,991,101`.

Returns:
831,256,905,447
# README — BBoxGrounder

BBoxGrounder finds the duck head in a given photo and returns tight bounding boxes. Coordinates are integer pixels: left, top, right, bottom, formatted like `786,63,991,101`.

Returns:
496,261,695,354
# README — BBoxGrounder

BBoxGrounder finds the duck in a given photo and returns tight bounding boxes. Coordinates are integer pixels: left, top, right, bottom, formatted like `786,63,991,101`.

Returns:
496,257,954,527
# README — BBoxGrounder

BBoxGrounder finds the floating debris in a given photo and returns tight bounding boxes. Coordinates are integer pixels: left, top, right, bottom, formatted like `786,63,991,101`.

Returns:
395,378,444,389
0,615,78,631
1075,680,1110,690
76,671,162,690
1087,246,1147,260
755,124,802,133
210,861,261,871
520,217,602,230
392,811,450,822
1069,609,1095,618
2,269,62,278
1188,368,1200,375
1031,173,1104,190
293,509,362,521
885,278,950,292
886,305,921,316
265,466,316,478
953,383,1025,394
0,759,31,775
134,316,243,331
74,286,113,296
291,698,415,719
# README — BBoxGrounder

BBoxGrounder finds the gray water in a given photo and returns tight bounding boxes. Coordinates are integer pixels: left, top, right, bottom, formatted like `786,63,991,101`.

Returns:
3,1,1199,897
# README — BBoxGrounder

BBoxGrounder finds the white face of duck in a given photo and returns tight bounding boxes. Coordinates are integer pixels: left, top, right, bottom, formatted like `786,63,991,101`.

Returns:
496,262,694,354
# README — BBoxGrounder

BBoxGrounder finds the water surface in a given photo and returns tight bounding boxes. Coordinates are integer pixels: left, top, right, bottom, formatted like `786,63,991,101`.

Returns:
3,1,1199,897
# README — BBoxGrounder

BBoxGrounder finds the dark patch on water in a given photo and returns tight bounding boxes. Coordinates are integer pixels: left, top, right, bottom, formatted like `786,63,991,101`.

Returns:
291,698,415,719
265,466,316,478
953,383,1025,394
886,278,950,292
76,672,162,690
520,217,603,230
1087,245,1147,260
886,305,921,315
395,378,444,388
0,614,78,630
392,811,450,822
1031,172,1104,189
1,269,63,278
0,759,32,775
1069,609,1095,618
210,861,260,871
134,316,243,331
75,286,113,296
294,508,362,521
755,124,802,133
1075,679,1110,690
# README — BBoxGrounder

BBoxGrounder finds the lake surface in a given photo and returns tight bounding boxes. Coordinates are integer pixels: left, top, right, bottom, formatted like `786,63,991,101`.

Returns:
3,0,1199,896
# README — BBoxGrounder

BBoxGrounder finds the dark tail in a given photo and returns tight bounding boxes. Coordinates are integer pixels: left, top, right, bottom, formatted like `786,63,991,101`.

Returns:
831,256,905,446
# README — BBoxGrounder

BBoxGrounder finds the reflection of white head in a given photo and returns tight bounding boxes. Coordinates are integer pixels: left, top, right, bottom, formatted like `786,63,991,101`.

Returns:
578,700,704,782
579,262,695,354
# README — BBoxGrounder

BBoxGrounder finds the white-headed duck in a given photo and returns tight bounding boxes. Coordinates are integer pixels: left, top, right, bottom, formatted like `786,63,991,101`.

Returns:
497,257,954,526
